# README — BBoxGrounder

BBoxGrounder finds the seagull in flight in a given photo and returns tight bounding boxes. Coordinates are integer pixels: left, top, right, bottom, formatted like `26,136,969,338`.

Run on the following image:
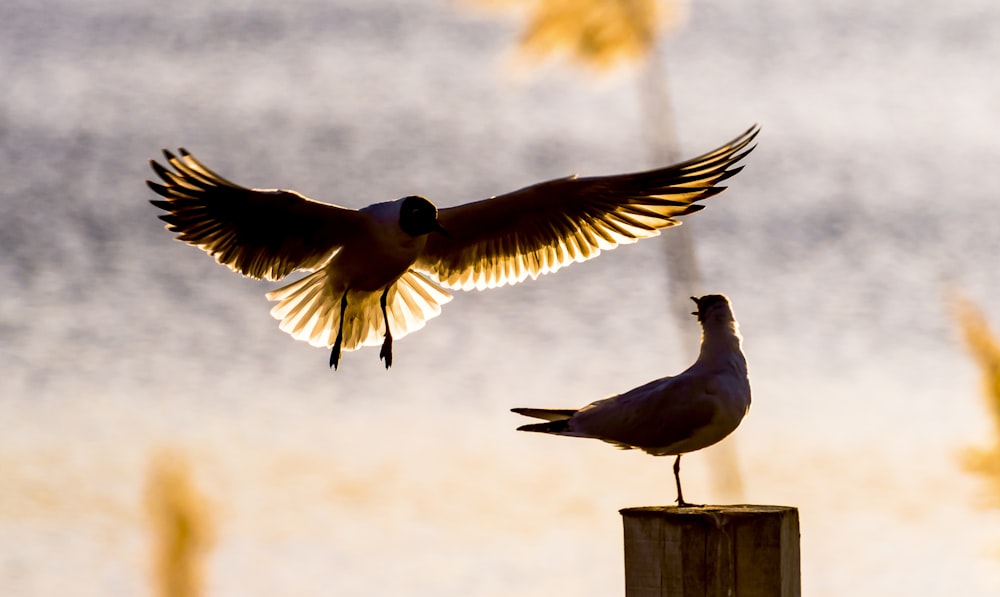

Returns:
512,294,751,507
147,127,758,370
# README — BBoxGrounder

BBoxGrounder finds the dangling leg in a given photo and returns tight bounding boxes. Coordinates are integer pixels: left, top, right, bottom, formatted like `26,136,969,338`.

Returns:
673,454,692,508
329,292,348,370
378,286,393,369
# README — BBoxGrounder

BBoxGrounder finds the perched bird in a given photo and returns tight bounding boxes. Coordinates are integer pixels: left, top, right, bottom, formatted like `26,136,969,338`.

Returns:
512,294,751,507
147,127,758,370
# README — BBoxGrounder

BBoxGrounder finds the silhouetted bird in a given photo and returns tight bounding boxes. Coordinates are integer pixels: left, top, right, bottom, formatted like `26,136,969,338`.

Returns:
147,127,758,370
513,294,751,507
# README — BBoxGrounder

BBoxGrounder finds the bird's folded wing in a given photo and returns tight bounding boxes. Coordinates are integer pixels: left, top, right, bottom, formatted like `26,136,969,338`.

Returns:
573,375,719,451
414,125,758,291
147,149,365,281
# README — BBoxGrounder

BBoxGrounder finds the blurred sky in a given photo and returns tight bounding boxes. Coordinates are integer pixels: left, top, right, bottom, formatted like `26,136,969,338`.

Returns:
2,0,1000,595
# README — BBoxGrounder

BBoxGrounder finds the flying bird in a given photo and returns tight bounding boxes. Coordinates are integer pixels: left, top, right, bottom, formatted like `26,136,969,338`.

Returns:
513,294,751,507
147,126,758,370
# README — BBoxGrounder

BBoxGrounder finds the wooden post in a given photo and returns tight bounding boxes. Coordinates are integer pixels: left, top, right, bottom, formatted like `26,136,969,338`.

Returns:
621,505,800,597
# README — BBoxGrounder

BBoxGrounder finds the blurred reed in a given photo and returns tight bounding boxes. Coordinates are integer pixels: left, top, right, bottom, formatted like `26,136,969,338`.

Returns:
464,0,682,71
953,294,1000,507
145,450,213,597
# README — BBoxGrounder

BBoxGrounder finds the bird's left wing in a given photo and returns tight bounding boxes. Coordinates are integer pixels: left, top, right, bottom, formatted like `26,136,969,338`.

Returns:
147,149,365,281
415,125,758,291
574,375,719,451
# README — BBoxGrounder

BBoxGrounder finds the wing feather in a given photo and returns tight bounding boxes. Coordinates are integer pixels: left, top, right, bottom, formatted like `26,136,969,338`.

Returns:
416,125,759,290
147,149,365,281
572,375,719,451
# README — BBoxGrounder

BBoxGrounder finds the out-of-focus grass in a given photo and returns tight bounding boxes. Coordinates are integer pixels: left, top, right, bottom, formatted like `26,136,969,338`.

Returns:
953,295,1000,507
145,450,213,597
465,0,683,70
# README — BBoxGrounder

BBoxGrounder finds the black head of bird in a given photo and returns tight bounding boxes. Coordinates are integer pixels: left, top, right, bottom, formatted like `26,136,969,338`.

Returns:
399,195,448,238
691,294,732,323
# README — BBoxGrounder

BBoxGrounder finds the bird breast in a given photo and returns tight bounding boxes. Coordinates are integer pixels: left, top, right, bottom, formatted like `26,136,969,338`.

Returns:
333,201,427,291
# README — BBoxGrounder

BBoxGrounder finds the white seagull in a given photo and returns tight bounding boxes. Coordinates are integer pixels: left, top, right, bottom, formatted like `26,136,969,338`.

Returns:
147,127,758,370
512,294,751,507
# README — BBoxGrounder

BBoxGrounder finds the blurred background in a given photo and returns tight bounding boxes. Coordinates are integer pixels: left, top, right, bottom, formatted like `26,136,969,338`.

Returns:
3,0,1000,595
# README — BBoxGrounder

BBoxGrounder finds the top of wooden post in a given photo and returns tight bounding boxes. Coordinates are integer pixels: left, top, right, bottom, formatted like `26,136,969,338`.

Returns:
621,504,797,517
621,505,800,597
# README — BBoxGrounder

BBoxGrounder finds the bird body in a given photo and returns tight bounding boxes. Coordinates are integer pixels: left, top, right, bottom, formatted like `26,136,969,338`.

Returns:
147,127,758,369
337,199,429,291
265,197,453,365
513,294,750,506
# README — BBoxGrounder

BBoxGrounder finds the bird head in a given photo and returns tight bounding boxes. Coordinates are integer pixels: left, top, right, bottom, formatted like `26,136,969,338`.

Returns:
690,294,733,323
399,195,449,238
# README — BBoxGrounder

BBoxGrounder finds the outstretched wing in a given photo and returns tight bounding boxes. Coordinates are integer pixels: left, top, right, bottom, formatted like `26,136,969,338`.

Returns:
147,149,365,281
415,125,758,291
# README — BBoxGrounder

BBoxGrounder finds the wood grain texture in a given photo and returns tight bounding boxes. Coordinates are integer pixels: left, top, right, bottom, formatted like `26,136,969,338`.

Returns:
621,505,800,597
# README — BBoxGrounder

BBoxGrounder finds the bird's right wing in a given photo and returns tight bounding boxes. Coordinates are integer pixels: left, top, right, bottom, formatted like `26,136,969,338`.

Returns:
416,125,758,291
147,149,365,281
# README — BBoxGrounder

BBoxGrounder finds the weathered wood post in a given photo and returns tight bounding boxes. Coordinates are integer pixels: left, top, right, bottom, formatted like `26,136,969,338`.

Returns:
621,505,800,597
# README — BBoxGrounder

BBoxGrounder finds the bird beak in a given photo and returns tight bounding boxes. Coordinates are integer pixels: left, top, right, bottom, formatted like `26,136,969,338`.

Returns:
434,222,450,237
689,296,700,316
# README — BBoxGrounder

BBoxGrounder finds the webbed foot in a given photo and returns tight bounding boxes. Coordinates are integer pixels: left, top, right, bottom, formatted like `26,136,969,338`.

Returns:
379,335,393,369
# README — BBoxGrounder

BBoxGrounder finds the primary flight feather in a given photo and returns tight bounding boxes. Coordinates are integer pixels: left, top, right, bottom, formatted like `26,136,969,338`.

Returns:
147,125,759,370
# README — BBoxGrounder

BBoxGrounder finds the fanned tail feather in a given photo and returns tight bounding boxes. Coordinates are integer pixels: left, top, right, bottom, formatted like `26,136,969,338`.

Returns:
265,269,453,350
267,270,339,347
389,270,454,335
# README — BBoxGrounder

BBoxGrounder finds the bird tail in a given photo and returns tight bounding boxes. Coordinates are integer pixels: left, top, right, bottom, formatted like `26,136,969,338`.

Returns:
265,269,453,350
512,407,577,421
512,407,578,433
516,420,571,433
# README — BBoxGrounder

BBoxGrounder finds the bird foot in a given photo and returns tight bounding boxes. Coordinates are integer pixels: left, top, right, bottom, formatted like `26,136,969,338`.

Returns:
675,499,703,508
379,335,393,369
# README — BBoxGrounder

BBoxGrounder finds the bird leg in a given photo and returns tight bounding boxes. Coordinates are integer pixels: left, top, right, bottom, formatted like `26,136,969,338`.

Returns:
378,286,393,369
673,455,699,508
329,292,348,370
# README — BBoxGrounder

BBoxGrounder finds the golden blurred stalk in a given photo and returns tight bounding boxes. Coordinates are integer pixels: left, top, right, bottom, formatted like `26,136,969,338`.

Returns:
146,451,212,597
467,0,682,70
953,295,1000,506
